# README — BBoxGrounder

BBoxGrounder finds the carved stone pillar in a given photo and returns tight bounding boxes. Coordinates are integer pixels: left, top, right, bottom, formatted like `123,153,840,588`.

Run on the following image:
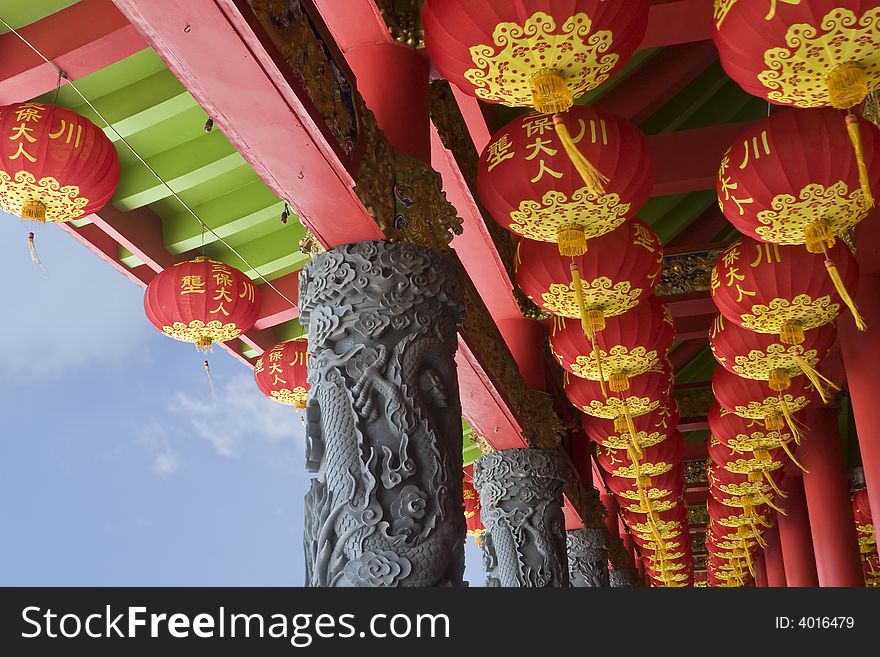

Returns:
609,568,636,587
567,528,610,587
473,448,569,587
299,241,465,587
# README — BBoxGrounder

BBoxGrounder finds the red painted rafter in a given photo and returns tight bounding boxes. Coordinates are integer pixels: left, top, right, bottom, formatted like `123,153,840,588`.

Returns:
642,0,713,49
0,0,146,105
596,40,717,124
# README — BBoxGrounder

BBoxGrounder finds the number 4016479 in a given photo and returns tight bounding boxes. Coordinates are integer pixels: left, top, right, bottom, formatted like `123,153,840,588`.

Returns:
798,617,854,629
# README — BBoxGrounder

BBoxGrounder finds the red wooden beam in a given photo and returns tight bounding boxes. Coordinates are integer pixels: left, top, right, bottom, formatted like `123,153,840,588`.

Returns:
596,41,717,124
651,121,751,196
642,0,713,49
661,291,717,319
669,338,710,369
111,0,383,249
0,0,146,104
667,207,730,248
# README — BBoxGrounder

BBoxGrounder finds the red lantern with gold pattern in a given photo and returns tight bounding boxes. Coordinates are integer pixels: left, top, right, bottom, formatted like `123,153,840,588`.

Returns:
708,436,787,496
515,217,662,331
714,1,880,208
478,106,654,255
424,0,649,113
717,109,880,248
550,295,674,394
713,1,880,109
566,359,673,437
852,489,875,555
708,402,799,466
711,237,860,343
463,479,484,541
596,431,683,482
254,340,309,408
0,101,120,222
144,257,260,352
709,313,837,403
712,365,817,439
607,464,684,503
583,402,679,451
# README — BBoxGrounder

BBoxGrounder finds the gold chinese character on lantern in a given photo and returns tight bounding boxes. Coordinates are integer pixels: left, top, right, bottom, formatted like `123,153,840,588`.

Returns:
210,287,232,315
180,275,206,295
750,242,781,267
48,119,83,148
240,280,256,302
738,130,771,169
486,133,515,172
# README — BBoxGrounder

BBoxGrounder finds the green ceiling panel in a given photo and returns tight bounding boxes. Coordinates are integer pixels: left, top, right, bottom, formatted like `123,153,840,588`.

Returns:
0,0,78,31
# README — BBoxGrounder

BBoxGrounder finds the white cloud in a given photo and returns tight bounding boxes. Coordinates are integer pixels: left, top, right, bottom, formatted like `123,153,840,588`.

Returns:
170,372,304,458
138,419,181,476
0,216,153,382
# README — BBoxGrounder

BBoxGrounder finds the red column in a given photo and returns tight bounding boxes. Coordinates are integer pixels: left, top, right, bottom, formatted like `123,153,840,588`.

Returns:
777,474,819,586
345,43,430,161
763,522,787,587
799,406,864,587
754,550,768,587
839,271,880,550
600,489,620,542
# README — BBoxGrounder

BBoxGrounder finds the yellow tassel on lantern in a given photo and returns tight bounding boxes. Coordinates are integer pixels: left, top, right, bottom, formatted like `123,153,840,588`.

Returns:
804,219,836,254
758,490,786,517
793,354,839,404
778,396,804,445
846,112,874,209
825,256,867,331
22,200,47,222
553,113,608,196
530,69,573,115
780,319,805,346
558,225,587,257
622,405,640,458
780,438,808,474
768,368,791,393
827,62,869,110
609,371,630,393
570,263,596,337
748,471,762,483
764,414,785,432
762,468,787,499
590,336,608,398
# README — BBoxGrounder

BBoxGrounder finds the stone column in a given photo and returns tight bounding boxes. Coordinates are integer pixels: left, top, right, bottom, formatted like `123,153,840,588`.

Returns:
800,406,865,587
473,448,569,587
567,528,609,587
609,567,635,587
299,241,465,587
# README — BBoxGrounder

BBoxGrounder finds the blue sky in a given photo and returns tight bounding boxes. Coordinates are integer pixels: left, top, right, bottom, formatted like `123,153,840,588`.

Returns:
0,214,484,586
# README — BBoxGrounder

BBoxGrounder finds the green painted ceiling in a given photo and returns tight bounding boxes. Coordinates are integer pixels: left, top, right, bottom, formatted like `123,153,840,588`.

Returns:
0,0,78,32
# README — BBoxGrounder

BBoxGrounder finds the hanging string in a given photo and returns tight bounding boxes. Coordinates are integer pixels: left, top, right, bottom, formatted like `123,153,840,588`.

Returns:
0,15,298,313
204,359,217,409
793,354,839,404
27,232,45,270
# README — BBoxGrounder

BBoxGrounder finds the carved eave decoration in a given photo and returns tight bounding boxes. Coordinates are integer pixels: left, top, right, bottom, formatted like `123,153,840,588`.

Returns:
375,0,424,47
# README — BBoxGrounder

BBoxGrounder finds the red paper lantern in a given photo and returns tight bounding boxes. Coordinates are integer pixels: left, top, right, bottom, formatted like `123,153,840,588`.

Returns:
713,1,880,111
607,466,684,504
477,106,654,254
550,295,674,391
711,237,860,343
708,435,785,479
852,489,875,556
0,101,120,222
596,431,683,482
717,109,880,248
708,402,797,461
423,0,649,112
583,403,679,451
254,340,309,408
709,313,837,402
566,359,673,422
712,365,817,436
144,257,260,351
514,217,662,327
463,479,485,540
708,496,773,530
